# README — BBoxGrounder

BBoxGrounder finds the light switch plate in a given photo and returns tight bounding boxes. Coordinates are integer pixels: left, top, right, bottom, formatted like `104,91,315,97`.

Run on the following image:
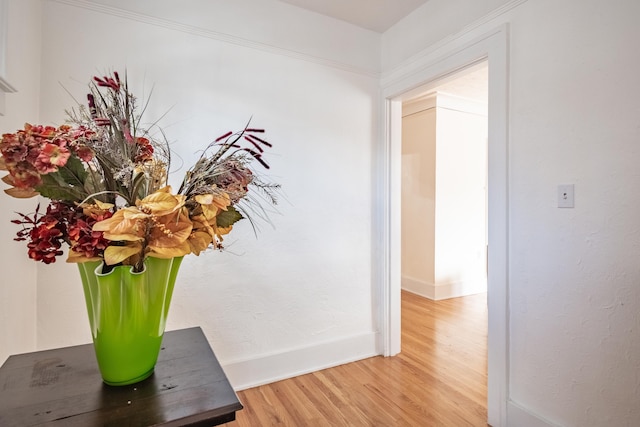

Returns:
558,184,574,208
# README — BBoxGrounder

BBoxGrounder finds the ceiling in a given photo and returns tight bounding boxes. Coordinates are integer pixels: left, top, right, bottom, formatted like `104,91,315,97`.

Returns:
277,0,430,33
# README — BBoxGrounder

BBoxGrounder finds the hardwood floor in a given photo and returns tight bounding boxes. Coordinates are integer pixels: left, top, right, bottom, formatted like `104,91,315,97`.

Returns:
227,290,488,426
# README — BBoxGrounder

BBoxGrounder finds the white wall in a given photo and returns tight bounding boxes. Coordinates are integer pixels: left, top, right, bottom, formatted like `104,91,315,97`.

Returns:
73,0,381,76
0,0,380,389
0,0,41,365
385,0,640,425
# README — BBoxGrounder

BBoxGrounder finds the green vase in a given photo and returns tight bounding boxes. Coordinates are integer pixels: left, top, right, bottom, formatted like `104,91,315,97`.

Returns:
77,256,183,386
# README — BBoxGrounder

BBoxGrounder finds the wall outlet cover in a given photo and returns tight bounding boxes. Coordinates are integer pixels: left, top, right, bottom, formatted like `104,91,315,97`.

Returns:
558,184,575,208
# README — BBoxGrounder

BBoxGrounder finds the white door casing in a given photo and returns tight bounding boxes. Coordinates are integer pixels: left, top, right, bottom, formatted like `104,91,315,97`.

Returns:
378,24,510,426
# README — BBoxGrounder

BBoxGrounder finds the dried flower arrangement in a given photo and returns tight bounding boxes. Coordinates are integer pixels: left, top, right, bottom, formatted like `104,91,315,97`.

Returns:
0,71,279,272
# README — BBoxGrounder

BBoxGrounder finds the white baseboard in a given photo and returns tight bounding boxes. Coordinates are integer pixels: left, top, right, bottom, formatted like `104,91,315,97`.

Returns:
402,276,487,300
507,400,560,427
401,276,436,298
221,332,378,391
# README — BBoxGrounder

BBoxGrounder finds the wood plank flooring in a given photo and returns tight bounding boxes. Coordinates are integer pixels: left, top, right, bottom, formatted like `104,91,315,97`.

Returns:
227,290,488,426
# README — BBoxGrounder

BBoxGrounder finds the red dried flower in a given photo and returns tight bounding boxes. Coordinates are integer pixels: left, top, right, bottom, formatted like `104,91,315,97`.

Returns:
134,137,154,162
34,143,71,174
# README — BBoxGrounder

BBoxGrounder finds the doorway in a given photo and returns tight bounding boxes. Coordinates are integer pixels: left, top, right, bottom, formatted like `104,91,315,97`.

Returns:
379,26,509,426
399,61,490,421
400,61,488,300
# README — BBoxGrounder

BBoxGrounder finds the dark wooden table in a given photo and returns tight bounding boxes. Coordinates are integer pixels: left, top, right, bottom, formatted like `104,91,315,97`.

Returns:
0,327,243,426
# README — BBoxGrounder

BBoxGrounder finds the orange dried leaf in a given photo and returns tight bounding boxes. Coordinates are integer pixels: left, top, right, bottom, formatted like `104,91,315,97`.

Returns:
104,244,142,266
1,174,15,185
4,186,39,198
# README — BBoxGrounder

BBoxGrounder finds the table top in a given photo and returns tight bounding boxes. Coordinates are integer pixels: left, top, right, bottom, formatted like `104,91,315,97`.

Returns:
0,327,243,426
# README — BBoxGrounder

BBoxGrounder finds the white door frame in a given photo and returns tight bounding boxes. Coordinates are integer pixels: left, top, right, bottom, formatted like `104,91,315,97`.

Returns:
378,24,510,426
